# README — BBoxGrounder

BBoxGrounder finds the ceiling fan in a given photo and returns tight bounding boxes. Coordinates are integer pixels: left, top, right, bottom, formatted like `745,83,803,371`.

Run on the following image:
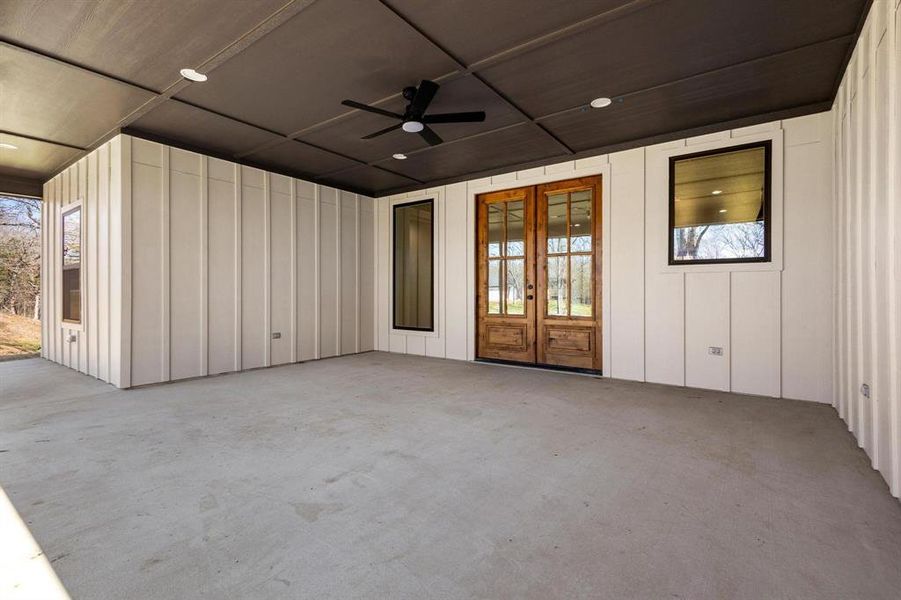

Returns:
341,80,486,146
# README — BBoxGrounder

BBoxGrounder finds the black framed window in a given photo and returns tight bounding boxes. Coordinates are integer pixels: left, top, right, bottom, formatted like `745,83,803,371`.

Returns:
669,141,772,265
61,204,82,323
393,199,434,331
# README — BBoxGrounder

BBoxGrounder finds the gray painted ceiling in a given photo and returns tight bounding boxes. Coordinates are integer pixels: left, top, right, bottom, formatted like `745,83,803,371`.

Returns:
0,0,870,198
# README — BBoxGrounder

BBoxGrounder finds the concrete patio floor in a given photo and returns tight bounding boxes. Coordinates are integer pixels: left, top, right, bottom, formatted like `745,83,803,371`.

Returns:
1,352,900,599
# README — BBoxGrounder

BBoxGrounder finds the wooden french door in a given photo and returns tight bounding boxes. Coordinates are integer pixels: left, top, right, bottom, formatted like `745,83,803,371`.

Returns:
476,186,537,363
476,176,602,371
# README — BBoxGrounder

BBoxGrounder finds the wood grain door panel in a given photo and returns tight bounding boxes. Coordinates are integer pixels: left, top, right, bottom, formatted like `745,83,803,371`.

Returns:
476,186,536,363
476,176,602,371
536,176,602,371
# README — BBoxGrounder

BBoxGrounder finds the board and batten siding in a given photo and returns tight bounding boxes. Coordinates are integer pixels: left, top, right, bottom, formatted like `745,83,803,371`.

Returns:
832,0,901,499
126,136,375,387
40,137,130,388
376,114,835,407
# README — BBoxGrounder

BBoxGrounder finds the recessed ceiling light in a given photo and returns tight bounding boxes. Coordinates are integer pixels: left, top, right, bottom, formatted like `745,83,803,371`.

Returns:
392,153,407,160
712,189,723,195
402,121,424,133
719,209,728,213
0,142,18,150
590,97,613,109
180,68,208,82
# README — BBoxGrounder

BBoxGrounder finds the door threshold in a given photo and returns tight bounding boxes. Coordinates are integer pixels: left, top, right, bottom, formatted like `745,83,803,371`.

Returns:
475,357,602,377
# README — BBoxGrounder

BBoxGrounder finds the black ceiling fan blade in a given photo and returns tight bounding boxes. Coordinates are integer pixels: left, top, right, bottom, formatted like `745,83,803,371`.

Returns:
341,99,402,120
361,123,402,140
419,125,443,146
409,80,439,115
422,111,486,124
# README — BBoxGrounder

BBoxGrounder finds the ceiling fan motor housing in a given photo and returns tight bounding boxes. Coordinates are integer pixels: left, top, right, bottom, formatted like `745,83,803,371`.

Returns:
342,80,486,146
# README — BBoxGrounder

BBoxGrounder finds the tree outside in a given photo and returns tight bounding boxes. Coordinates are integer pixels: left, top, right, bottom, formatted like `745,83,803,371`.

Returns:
674,221,765,261
0,195,41,357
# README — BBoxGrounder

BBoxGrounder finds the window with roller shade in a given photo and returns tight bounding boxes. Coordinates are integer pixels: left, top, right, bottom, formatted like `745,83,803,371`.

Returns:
669,141,771,265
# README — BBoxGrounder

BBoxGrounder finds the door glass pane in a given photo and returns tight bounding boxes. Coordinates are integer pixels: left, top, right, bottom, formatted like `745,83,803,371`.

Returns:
547,255,568,316
505,258,525,315
488,203,504,257
570,255,592,317
570,190,592,252
547,193,567,254
488,259,501,314
506,200,524,257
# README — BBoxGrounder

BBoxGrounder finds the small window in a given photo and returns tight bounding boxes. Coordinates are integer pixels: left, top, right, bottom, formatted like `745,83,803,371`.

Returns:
669,141,771,264
393,199,434,331
62,205,82,323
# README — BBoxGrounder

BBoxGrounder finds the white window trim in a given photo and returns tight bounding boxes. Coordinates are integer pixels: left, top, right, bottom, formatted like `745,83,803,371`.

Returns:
60,200,85,332
389,191,440,338
652,129,784,273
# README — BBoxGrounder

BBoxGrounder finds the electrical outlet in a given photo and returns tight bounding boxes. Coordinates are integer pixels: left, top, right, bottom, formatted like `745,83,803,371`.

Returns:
708,346,723,356
271,332,281,340
861,383,870,399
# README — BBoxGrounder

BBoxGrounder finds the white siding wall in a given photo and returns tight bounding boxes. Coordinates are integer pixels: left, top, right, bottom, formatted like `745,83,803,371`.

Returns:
376,114,835,406
833,0,901,499
125,135,375,387
41,137,130,388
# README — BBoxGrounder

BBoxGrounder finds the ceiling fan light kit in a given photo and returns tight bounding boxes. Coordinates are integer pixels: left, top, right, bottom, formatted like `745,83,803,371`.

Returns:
342,79,486,147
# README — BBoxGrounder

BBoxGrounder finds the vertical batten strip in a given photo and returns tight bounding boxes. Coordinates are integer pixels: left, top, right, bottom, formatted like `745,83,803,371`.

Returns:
234,164,243,371
161,146,171,382
426,189,445,358
833,94,843,414
121,135,133,388
335,189,342,355
61,168,70,368
53,176,60,364
80,158,88,373
841,86,849,414
40,179,46,358
465,182,475,361
855,47,866,443
355,194,361,353
290,179,298,363
99,143,110,381
92,151,100,377
869,24,882,466
372,196,379,350
49,176,54,363
264,173,272,367
43,178,51,360
314,184,321,359
200,156,209,376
